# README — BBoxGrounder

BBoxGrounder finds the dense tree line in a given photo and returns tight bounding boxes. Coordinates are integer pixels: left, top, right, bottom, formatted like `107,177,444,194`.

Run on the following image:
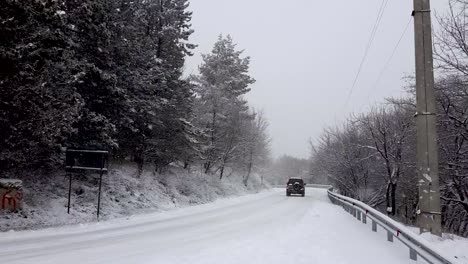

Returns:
0,1,270,183
310,0,468,237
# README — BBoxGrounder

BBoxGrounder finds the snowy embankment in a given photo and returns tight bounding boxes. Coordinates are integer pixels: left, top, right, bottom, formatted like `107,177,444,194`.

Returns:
330,190,467,263
409,228,468,263
0,164,266,231
352,211,468,263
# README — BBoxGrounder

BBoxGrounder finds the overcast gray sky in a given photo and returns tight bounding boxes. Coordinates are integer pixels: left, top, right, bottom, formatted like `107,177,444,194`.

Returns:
185,0,448,159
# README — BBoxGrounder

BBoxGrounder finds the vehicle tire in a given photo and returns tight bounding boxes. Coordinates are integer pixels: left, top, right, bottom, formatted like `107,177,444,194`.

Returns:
286,192,290,196
301,192,305,197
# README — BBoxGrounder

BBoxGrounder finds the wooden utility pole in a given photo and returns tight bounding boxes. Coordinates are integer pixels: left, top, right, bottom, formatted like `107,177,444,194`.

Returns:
412,0,442,236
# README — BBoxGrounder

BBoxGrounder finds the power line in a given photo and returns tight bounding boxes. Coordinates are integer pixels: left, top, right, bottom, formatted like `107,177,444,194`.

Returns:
367,17,412,99
343,0,389,107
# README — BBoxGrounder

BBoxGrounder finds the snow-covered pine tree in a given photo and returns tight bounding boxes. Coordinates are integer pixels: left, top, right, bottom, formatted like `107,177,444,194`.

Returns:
105,0,196,173
193,35,255,178
0,0,197,176
0,0,82,172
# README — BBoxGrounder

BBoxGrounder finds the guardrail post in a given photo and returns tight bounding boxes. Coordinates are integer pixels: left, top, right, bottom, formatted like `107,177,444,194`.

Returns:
372,220,377,232
409,248,417,261
387,230,393,242
362,214,367,224
357,211,361,221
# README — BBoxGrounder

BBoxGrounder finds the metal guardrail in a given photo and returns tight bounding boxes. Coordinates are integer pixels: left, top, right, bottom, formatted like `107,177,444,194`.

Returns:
327,187,458,264
305,184,331,189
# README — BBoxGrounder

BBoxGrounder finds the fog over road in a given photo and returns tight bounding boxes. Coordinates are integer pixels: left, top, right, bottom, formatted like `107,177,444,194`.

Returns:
0,188,419,264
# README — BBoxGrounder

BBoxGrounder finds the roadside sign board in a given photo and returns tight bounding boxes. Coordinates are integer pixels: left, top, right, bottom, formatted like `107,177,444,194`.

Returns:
65,149,109,219
66,149,109,173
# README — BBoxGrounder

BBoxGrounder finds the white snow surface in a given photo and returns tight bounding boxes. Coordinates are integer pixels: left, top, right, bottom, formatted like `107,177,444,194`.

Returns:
409,228,468,264
2,188,462,264
0,165,265,231
329,190,466,263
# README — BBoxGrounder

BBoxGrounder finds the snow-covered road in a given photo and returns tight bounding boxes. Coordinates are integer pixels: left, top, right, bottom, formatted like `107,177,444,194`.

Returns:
1,188,422,264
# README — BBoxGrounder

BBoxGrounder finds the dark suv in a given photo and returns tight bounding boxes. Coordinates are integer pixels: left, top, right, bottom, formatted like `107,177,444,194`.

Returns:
286,178,305,197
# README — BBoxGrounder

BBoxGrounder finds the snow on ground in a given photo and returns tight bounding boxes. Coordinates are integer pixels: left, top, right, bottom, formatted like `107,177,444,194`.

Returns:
0,164,265,231
329,191,467,264
406,227,468,263
0,188,455,264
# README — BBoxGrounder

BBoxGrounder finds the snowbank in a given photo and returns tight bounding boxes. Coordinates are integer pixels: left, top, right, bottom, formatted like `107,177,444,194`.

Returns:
0,179,23,189
0,164,267,231
408,227,468,264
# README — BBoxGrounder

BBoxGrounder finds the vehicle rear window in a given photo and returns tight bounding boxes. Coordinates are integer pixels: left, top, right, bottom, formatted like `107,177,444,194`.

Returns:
287,179,303,184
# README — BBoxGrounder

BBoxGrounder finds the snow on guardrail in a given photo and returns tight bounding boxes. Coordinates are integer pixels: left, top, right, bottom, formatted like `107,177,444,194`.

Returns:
327,187,459,264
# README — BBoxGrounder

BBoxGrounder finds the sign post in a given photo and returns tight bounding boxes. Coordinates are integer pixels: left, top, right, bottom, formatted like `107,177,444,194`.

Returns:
65,149,109,219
